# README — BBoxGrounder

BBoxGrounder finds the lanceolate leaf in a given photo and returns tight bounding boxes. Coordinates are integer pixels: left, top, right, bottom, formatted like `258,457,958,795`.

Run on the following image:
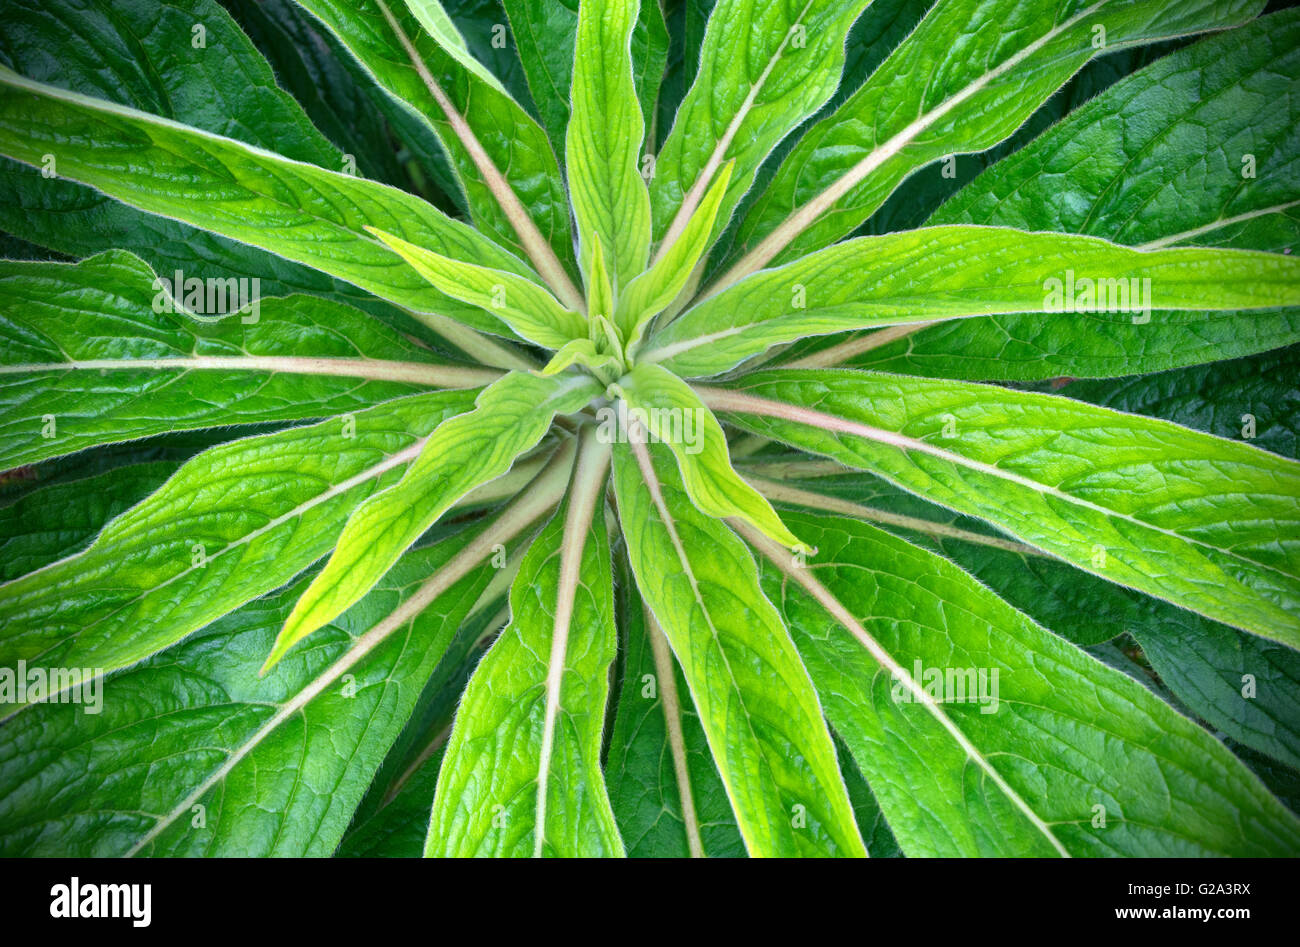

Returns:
722,0,1266,283
0,0,407,321
0,251,497,467
854,8,1300,380
502,0,669,159
618,160,733,345
0,391,477,711
566,0,653,287
611,440,865,857
615,364,799,547
290,0,577,279
752,512,1300,856
645,226,1300,377
0,69,534,338
427,436,622,856
704,370,1300,647
650,0,873,250
0,528,495,856
368,228,586,348
276,373,599,661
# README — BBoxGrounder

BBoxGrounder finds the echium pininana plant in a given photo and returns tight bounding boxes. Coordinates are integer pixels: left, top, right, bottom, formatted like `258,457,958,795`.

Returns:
0,0,1299,858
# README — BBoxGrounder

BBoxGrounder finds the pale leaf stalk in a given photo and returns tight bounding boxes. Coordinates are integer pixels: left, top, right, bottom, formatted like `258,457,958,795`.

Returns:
534,429,613,856
375,0,585,312
0,355,502,389
746,474,1044,556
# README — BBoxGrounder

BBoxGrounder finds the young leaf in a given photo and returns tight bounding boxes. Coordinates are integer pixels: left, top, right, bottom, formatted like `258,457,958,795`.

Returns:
614,364,799,547
0,251,497,467
0,392,477,711
367,228,586,348
426,434,623,856
703,370,1300,647
0,69,535,338
617,160,733,345
274,372,600,663
610,440,865,857
566,0,653,286
747,512,1300,856
502,0,669,158
721,0,1266,285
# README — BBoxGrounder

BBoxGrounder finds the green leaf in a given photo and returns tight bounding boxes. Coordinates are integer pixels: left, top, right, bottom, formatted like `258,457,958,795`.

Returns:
614,364,799,547
0,0,409,322
0,391,477,712
646,226,1300,377
291,0,577,279
603,551,746,857
0,527,495,856
0,69,533,338
0,462,176,582
856,8,1300,380
566,0,653,287
0,250,496,467
610,440,865,856
723,0,1266,281
276,372,600,662
501,0,669,160
427,436,622,856
367,228,585,348
706,370,1300,647
752,464,1300,769
756,511,1300,856
649,0,873,249
618,159,733,345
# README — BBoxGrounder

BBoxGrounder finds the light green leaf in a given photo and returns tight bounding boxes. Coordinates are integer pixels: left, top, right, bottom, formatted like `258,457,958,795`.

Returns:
0,68,532,338
646,225,1300,377
650,0,873,249
614,364,799,547
501,0,669,161
706,370,1300,647
0,250,497,467
618,160,733,345
853,8,1300,380
291,0,577,279
723,0,1266,282
610,440,865,857
0,391,477,709
755,511,1300,856
427,435,622,856
275,372,600,662
542,340,622,381
367,227,585,348
566,0,653,286
0,527,495,856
